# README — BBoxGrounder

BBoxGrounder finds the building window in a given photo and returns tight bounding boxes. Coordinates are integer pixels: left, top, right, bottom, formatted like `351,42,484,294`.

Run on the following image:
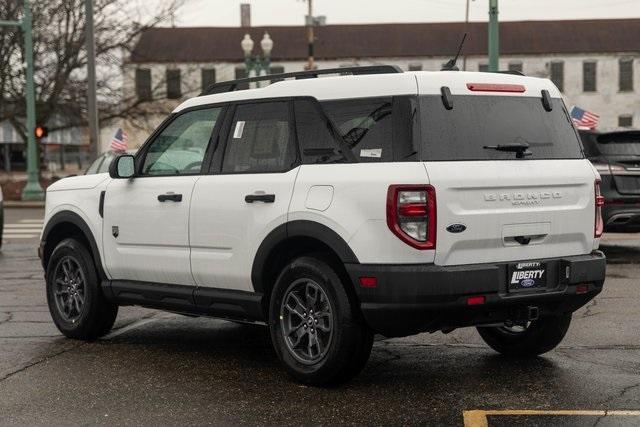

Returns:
549,61,564,92
478,63,489,72
619,58,633,92
409,63,423,71
166,69,181,99
583,61,597,92
508,62,523,74
135,68,152,102
619,115,633,128
201,68,216,92
235,66,249,90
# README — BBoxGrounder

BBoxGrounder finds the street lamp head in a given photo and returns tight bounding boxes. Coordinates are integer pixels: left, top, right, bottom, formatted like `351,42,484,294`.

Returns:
241,34,254,57
260,32,273,57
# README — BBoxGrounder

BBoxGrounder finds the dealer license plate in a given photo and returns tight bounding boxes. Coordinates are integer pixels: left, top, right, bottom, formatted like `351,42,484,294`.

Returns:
508,261,547,291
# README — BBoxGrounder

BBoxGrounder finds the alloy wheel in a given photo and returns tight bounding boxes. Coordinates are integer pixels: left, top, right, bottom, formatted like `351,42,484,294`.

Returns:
53,256,86,323
280,278,334,364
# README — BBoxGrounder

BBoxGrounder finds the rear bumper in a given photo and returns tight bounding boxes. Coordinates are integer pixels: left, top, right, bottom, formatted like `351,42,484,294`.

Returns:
346,251,606,337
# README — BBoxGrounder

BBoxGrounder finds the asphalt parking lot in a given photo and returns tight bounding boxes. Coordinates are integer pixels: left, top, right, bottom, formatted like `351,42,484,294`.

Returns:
0,208,638,426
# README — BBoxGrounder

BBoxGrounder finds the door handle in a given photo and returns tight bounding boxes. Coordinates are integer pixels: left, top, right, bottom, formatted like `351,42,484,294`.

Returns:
158,193,183,202
245,194,275,203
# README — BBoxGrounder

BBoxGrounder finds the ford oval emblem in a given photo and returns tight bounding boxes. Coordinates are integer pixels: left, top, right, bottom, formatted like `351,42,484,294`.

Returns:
521,278,536,288
446,223,467,233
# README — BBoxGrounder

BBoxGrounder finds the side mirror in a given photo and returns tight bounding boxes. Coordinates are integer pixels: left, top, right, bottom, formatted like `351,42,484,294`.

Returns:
109,154,136,179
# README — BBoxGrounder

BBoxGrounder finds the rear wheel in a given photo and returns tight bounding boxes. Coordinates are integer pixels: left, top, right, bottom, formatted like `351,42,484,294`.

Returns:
476,314,572,357
46,238,118,340
269,256,373,386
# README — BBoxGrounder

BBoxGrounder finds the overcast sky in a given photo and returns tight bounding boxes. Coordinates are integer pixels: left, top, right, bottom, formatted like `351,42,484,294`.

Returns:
150,0,640,27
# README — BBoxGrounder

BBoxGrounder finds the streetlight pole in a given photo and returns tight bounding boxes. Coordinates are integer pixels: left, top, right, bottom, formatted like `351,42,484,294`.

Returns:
462,0,471,71
0,0,44,200
488,0,499,72
85,0,100,161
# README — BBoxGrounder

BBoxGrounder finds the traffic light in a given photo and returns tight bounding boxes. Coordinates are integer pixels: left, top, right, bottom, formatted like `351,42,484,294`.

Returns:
35,125,48,139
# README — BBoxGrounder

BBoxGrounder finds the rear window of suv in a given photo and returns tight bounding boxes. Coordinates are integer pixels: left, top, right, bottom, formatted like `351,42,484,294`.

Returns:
419,95,583,161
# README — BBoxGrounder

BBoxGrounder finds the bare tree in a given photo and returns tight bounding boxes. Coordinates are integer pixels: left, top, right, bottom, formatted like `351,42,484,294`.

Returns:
0,0,182,139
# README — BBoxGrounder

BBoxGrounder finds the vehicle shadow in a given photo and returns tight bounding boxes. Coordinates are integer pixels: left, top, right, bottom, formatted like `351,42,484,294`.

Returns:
100,315,572,393
599,244,640,264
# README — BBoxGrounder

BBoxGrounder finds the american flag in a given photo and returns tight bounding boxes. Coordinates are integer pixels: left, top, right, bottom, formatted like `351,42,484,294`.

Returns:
110,128,128,152
570,106,599,129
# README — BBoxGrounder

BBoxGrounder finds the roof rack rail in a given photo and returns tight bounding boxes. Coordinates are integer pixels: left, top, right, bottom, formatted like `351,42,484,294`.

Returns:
494,70,525,76
201,65,403,95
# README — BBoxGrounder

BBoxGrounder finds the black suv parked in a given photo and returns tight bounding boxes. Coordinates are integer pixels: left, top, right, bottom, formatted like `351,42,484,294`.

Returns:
580,130,640,232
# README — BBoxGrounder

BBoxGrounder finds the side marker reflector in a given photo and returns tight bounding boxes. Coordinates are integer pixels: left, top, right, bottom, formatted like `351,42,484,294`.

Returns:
466,296,486,306
576,284,589,295
359,277,378,288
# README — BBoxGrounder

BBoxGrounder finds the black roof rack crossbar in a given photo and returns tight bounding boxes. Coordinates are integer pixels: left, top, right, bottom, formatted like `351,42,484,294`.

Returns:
201,65,403,95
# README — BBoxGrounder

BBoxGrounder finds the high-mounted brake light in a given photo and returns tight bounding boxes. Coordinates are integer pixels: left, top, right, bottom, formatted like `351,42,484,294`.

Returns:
387,185,436,250
466,83,526,93
595,179,604,238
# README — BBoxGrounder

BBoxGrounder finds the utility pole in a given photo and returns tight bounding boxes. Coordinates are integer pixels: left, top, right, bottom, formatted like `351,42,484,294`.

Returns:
306,0,315,70
85,0,100,161
462,0,471,71
0,0,43,200
488,0,499,72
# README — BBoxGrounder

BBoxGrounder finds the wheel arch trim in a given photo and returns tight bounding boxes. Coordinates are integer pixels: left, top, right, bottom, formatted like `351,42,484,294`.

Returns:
41,210,106,279
251,220,359,294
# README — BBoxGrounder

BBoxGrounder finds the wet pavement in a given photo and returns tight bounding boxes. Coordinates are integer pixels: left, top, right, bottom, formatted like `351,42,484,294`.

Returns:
0,209,638,426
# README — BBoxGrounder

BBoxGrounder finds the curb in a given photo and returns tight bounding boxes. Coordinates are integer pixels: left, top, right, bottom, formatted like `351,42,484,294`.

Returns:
4,201,45,208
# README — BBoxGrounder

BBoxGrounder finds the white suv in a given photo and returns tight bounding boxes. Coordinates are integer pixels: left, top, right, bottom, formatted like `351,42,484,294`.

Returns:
40,66,606,385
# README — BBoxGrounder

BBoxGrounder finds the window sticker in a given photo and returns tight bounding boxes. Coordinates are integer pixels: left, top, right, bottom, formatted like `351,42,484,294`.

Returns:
233,121,246,139
360,148,382,158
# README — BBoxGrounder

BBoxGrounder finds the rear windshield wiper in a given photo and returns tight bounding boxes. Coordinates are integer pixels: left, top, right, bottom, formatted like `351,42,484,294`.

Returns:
483,143,532,159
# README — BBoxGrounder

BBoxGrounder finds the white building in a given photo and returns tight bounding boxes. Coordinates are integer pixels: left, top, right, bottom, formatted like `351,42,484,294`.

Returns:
123,19,640,145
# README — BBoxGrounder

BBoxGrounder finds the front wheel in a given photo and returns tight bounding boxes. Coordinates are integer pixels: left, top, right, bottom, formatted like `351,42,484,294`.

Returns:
46,238,118,340
269,256,373,386
476,314,572,357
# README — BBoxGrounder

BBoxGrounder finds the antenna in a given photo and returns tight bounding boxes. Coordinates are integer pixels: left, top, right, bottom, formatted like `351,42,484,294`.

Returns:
441,33,468,71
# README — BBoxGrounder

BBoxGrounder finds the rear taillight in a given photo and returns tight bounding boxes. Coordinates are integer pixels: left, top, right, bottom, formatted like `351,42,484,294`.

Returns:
386,185,436,250
595,179,605,238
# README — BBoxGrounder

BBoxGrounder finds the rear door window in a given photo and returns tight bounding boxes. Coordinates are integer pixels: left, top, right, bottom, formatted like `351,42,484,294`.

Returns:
222,101,297,173
419,95,583,161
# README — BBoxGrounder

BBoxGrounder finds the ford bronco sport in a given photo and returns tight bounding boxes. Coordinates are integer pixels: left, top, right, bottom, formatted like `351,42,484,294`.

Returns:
40,66,606,385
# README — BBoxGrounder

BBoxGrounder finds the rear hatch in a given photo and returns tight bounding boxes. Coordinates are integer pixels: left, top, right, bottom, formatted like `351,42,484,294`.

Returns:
417,82,597,266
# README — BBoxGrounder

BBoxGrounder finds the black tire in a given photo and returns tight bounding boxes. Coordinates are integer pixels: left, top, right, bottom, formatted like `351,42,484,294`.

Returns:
46,238,118,340
476,314,572,357
269,256,373,386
